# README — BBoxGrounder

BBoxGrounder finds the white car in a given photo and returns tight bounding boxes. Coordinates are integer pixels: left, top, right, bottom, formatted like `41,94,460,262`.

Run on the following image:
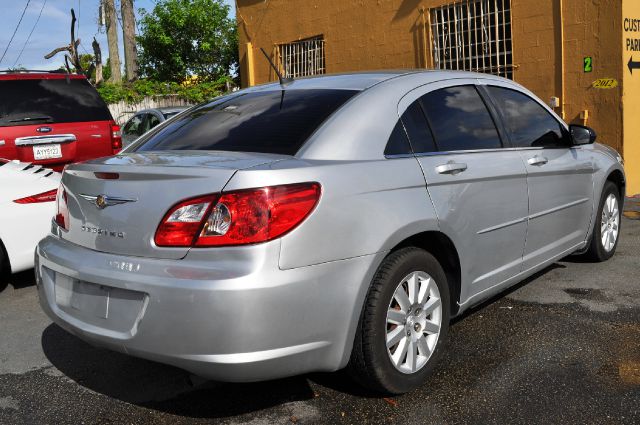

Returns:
0,159,59,275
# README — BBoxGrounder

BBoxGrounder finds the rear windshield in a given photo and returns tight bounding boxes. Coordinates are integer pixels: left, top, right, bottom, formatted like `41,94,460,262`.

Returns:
133,89,358,155
0,78,112,126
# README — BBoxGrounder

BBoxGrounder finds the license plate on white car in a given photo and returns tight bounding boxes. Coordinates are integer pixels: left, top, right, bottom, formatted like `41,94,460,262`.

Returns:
33,144,62,160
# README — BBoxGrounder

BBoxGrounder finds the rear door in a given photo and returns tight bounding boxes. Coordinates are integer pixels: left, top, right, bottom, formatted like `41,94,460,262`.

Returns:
0,76,114,168
481,82,594,269
400,80,529,301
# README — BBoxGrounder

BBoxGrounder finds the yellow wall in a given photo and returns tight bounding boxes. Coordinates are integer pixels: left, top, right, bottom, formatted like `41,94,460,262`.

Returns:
237,0,634,193
512,1,622,153
623,0,640,196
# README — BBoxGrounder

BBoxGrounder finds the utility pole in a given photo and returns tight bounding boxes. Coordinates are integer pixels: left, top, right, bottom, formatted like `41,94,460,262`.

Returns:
103,0,122,82
121,0,138,81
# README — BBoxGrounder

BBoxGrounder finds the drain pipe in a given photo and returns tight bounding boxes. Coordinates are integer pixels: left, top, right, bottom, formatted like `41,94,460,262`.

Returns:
559,0,566,120
420,8,429,68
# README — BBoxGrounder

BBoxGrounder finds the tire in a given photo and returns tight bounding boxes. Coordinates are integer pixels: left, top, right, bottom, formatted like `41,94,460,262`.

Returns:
0,240,8,292
581,181,621,262
348,247,450,394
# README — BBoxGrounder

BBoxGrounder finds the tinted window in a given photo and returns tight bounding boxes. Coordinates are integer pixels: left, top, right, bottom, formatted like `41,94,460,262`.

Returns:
123,115,144,137
400,101,437,153
487,86,566,148
147,114,161,129
135,89,357,155
0,78,112,126
384,120,412,156
420,86,502,151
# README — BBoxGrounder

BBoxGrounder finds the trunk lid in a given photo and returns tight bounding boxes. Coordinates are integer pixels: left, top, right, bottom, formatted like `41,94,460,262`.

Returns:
60,151,286,259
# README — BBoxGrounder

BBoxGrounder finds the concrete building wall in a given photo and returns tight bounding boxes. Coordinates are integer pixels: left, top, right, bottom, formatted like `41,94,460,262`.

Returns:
237,0,637,194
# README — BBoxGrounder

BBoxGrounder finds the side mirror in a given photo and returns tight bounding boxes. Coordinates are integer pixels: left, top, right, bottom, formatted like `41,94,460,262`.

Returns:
570,124,597,145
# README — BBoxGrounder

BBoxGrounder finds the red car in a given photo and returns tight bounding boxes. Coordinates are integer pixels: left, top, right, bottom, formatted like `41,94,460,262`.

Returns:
0,71,121,170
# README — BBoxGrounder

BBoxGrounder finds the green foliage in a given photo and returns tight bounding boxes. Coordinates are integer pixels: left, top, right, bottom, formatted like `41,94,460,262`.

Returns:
103,57,112,81
137,0,238,82
96,77,231,105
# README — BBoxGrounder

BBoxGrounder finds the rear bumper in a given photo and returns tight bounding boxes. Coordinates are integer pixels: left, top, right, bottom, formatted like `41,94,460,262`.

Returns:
36,235,381,382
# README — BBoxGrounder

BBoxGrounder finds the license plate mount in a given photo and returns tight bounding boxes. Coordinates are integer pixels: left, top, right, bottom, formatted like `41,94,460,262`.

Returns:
33,144,62,160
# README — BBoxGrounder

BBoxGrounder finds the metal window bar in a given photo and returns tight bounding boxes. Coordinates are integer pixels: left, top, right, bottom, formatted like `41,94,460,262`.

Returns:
277,37,326,79
430,0,513,78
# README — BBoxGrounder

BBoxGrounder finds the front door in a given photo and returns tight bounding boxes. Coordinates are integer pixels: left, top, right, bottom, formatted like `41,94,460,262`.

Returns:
481,83,594,270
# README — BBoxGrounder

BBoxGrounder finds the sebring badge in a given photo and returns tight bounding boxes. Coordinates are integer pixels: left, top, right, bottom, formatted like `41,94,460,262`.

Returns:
79,194,137,209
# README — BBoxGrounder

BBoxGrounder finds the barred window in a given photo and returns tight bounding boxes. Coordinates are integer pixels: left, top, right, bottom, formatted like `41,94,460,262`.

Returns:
277,36,326,78
430,0,513,79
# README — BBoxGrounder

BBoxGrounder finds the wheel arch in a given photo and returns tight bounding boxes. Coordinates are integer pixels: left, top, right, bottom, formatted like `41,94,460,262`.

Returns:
390,231,462,316
606,168,626,200
0,237,11,275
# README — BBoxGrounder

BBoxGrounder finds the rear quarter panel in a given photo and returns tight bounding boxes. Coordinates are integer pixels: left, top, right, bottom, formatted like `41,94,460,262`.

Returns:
223,157,438,270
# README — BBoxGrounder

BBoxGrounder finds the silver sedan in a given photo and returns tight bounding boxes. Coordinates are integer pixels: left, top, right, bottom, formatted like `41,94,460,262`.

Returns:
36,71,625,394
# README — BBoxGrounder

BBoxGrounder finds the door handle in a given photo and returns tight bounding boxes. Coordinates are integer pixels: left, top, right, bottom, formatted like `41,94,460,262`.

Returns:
435,162,468,175
527,155,548,166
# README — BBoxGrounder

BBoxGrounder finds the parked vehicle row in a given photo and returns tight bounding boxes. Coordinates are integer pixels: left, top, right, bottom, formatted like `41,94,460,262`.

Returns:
121,107,188,147
0,159,59,275
33,71,625,394
0,71,121,171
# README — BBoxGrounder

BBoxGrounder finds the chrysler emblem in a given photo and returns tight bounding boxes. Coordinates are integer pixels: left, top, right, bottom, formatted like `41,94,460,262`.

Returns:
79,194,137,209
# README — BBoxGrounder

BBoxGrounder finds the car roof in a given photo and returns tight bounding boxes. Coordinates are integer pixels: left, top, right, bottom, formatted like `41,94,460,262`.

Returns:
0,71,86,81
135,106,189,116
245,69,507,92
156,106,189,113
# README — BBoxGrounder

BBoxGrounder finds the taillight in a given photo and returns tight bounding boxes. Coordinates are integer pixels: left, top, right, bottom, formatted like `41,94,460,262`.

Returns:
54,185,69,231
111,124,122,154
13,189,58,204
155,183,321,247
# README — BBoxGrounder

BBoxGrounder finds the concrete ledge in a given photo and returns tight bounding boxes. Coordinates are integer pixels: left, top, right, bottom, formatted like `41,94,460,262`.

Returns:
624,196,640,219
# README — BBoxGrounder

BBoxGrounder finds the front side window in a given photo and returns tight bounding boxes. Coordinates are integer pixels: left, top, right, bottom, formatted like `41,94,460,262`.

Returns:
134,89,357,155
420,86,502,151
487,86,566,148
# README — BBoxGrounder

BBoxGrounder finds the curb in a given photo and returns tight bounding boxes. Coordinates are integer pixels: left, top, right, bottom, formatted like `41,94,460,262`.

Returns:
624,196,640,219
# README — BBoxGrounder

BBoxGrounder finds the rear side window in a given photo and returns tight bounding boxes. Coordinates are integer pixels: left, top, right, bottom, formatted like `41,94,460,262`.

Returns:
420,86,502,151
122,115,145,138
487,86,566,148
384,120,412,156
135,89,358,155
400,101,437,154
0,78,112,126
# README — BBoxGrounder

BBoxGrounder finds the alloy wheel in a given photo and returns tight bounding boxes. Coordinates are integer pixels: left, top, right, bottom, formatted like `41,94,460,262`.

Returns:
385,271,442,374
601,193,620,252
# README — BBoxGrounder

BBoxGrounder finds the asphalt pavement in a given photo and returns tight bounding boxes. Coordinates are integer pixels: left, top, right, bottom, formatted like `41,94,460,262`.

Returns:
1,219,639,424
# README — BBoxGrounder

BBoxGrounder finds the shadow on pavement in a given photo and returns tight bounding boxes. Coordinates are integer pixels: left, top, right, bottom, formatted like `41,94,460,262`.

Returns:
0,268,36,292
41,323,317,419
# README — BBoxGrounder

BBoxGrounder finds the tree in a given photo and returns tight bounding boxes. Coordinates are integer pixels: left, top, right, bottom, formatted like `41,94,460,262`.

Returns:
44,9,84,74
104,0,122,82
121,0,138,80
103,57,112,81
137,0,238,82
